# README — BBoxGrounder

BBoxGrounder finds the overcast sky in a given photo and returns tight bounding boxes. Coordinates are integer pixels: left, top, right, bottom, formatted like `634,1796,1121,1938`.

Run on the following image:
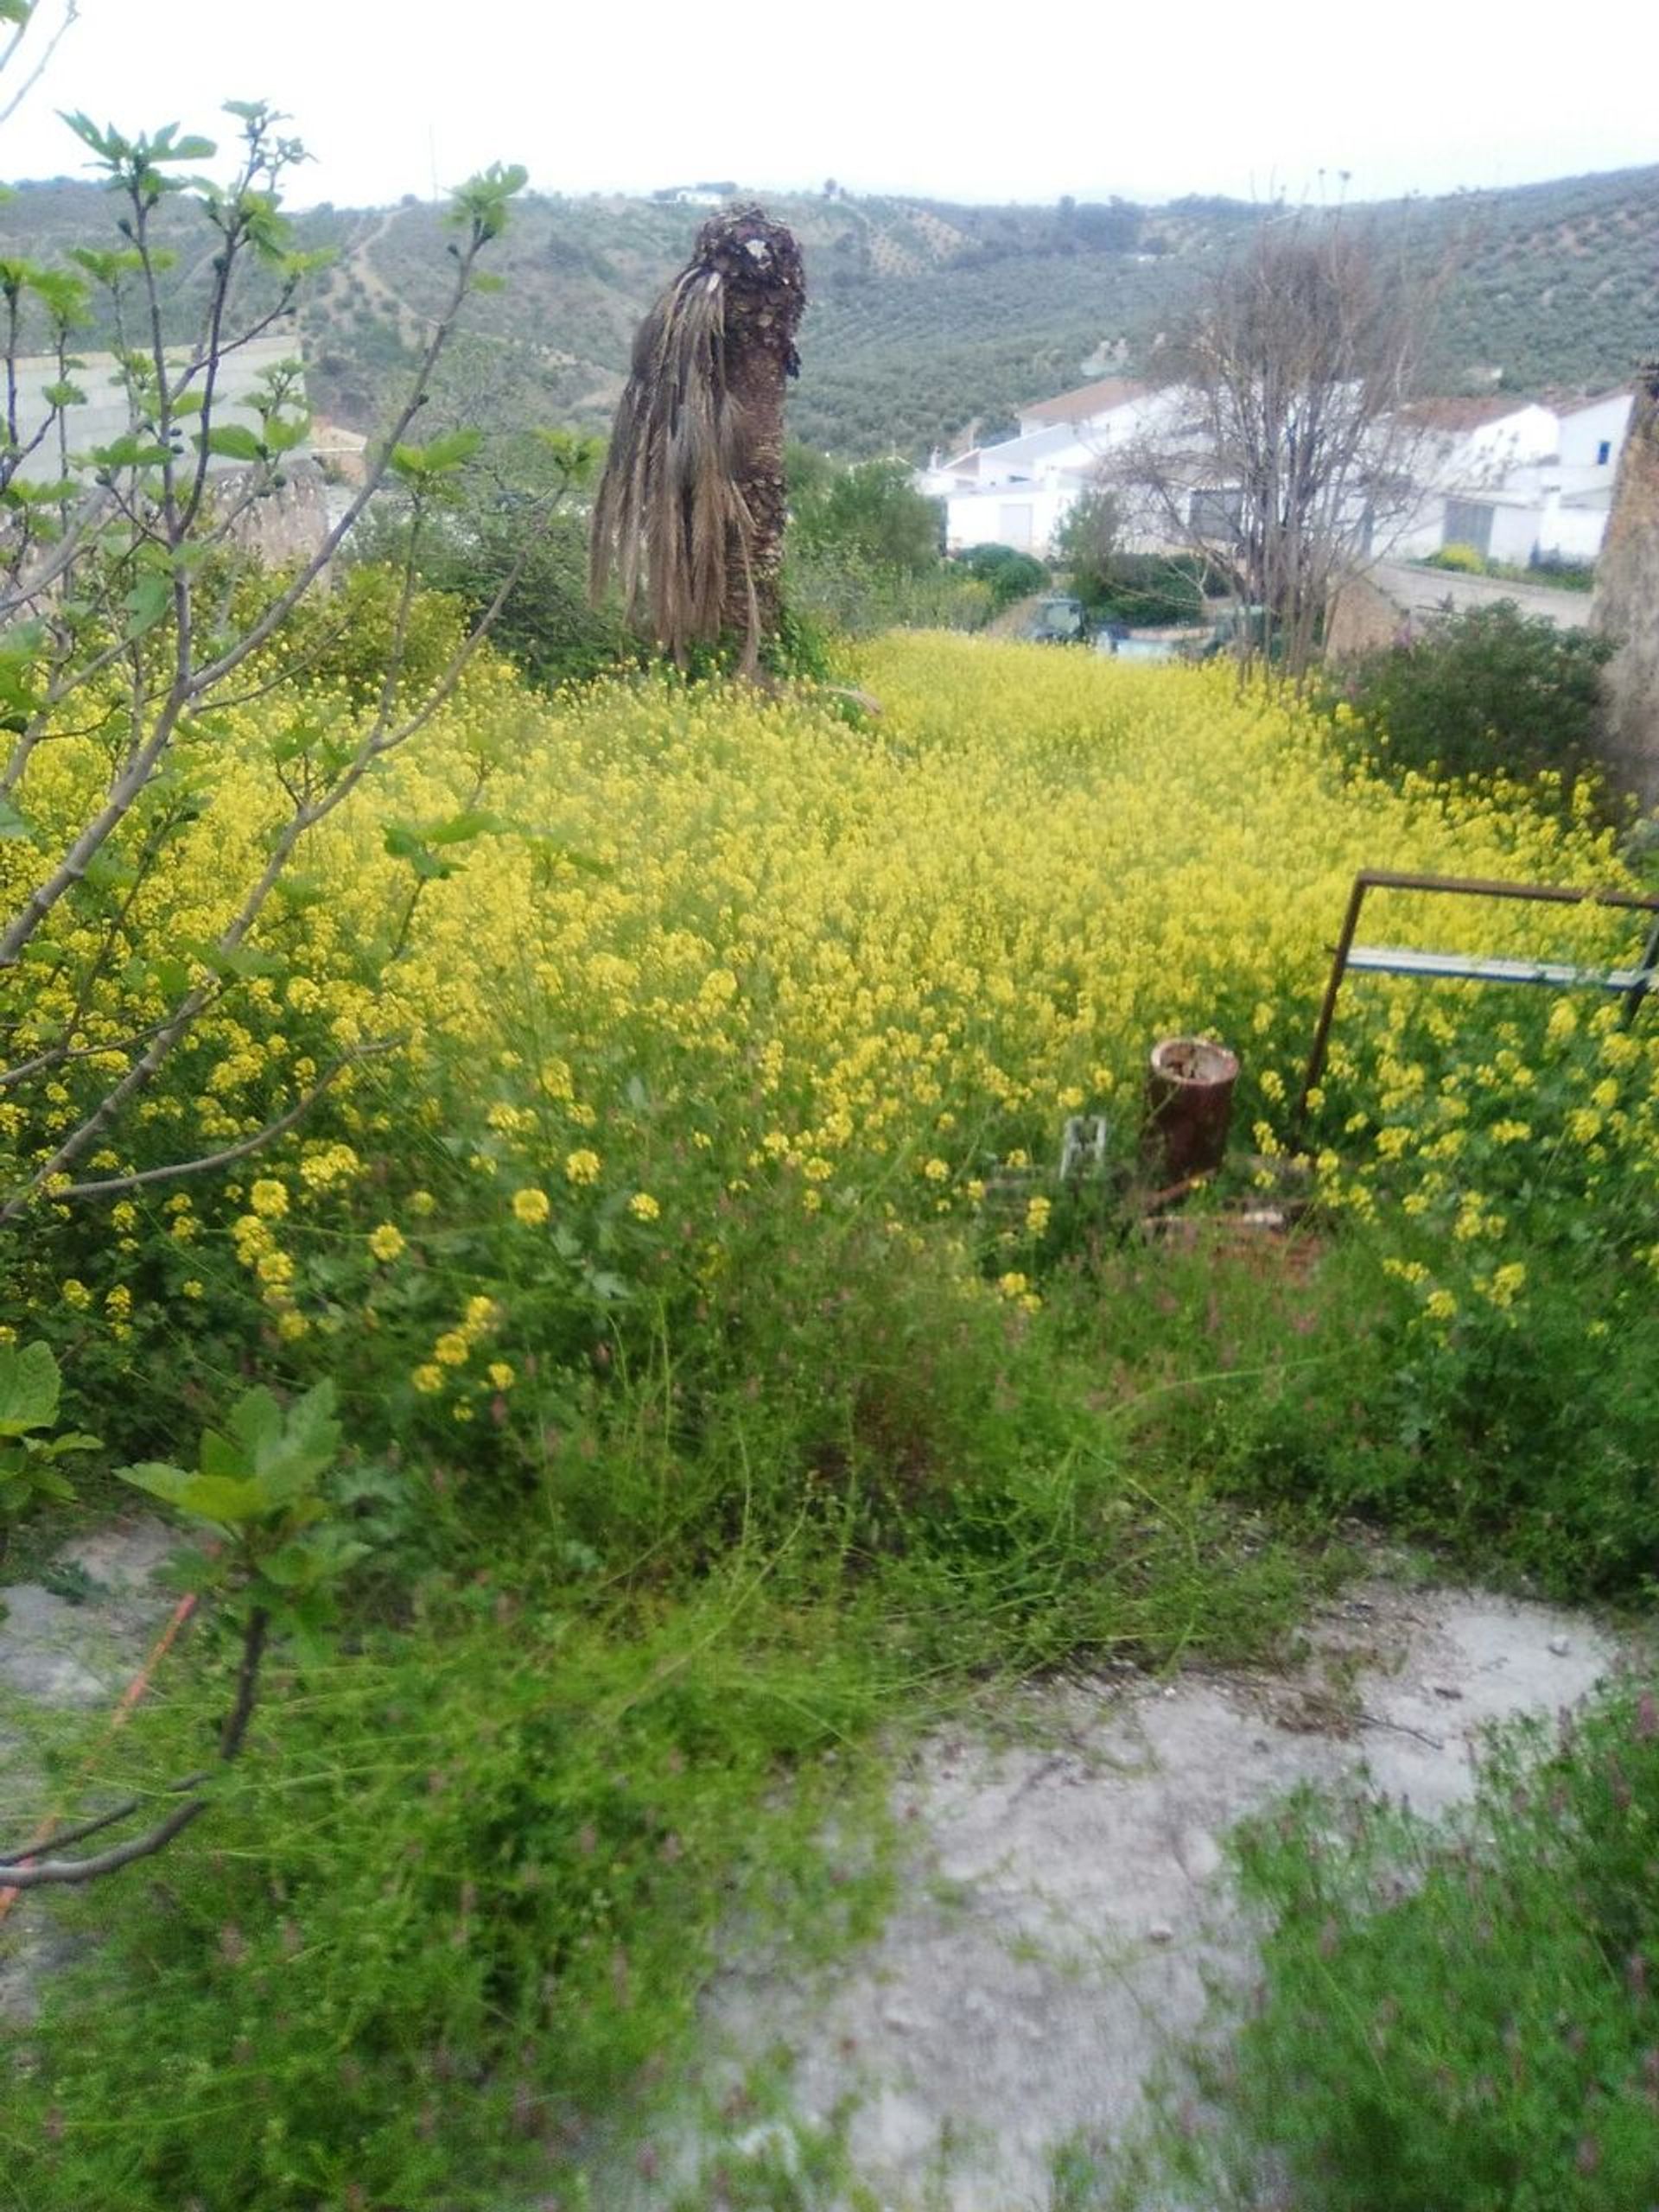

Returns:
2,0,1655,212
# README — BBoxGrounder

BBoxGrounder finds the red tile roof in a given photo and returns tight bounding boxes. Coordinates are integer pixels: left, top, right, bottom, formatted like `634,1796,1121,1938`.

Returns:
1401,395,1542,432
1019,377,1149,426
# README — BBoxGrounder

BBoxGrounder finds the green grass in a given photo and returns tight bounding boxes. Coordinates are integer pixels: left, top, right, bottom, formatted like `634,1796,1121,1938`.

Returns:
1114,1680,1659,2212
1,1274,1314,2210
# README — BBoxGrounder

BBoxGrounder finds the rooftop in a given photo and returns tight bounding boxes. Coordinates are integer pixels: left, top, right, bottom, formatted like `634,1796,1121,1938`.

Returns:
1019,376,1149,427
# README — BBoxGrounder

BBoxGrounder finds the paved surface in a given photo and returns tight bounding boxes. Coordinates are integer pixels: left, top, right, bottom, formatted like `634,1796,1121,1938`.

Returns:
619,1577,1630,2210
1370,559,1593,630
0,1520,177,2024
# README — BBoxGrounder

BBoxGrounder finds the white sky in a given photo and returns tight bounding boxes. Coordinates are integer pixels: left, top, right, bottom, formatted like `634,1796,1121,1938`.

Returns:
2,0,1655,212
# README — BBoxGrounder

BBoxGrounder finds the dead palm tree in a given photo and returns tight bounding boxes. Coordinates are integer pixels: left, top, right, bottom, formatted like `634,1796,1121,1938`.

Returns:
589,204,804,673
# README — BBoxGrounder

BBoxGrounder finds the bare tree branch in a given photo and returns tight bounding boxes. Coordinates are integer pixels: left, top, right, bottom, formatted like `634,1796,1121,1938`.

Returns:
0,1772,208,1864
0,1796,207,1888
0,0,79,128
41,1039,400,1202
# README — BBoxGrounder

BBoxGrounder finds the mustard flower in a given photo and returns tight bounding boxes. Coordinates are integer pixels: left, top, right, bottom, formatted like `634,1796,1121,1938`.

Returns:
628,1192,661,1221
367,1223,406,1262
512,1186,550,1226
412,1363,443,1394
250,1179,289,1220
564,1148,601,1185
434,1331,469,1367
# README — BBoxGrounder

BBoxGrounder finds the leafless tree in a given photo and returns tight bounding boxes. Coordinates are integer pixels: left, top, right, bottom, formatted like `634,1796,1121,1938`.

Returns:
1102,209,1452,680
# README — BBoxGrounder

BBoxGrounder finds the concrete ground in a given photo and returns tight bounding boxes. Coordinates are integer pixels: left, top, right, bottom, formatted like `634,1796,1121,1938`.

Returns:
651,1576,1628,2210
1368,559,1593,630
0,1530,1637,2209
0,1518,178,2025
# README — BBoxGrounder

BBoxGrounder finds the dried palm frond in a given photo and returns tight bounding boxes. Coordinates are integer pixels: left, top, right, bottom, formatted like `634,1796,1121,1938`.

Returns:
590,207,803,674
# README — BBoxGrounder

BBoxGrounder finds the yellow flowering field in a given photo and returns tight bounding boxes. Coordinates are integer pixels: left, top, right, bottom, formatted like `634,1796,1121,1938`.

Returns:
2,619,1654,1586
10,623,1659,2212
4,630,1655,1359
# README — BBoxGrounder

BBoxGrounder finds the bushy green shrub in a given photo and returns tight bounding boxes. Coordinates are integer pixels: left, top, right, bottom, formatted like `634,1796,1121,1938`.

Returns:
785,543,993,634
1320,601,1616,798
952,541,1050,609
355,509,639,691
791,456,943,574
1528,550,1598,592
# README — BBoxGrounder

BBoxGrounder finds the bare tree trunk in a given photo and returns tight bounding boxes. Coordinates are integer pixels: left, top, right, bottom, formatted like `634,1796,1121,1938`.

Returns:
694,207,804,645
1592,361,1659,804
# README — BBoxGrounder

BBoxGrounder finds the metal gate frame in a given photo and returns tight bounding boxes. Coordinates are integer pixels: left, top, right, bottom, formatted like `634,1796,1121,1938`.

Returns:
1294,868,1659,1131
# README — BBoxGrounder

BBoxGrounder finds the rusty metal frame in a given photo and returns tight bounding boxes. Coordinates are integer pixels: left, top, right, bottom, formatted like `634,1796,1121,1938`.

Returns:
1294,868,1659,1130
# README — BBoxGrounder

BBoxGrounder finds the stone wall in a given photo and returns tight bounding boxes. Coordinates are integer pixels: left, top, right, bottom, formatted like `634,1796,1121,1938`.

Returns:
1592,363,1659,806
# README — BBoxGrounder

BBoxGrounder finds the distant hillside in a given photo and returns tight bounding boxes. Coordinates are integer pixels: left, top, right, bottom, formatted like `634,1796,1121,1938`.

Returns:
0,165,1654,460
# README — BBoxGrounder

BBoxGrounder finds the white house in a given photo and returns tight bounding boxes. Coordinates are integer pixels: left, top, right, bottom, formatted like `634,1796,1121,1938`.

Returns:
925,378,1177,556
1014,376,1149,438
1390,391,1634,566
926,375,1637,573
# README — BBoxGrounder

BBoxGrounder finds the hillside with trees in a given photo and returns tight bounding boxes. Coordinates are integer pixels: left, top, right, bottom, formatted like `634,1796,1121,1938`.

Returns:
0,162,1655,459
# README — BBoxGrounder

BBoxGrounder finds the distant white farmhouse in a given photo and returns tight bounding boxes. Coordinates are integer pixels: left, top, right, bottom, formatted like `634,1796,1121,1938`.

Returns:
920,378,1178,556
924,375,1636,571
1397,397,1618,570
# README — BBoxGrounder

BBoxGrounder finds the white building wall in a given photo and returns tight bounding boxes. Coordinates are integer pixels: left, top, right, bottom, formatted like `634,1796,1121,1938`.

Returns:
944,481,1078,554
1558,392,1632,473
1487,501,1545,565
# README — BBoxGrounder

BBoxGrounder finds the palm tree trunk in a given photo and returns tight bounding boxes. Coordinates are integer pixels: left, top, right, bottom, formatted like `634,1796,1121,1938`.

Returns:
588,203,804,671
695,206,804,646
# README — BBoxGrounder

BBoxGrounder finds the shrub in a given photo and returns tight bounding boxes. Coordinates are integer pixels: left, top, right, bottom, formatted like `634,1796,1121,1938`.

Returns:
375,508,639,690
1425,538,1488,573
1529,550,1599,592
952,542,1050,609
791,456,943,574
1320,601,1617,798
784,543,992,633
